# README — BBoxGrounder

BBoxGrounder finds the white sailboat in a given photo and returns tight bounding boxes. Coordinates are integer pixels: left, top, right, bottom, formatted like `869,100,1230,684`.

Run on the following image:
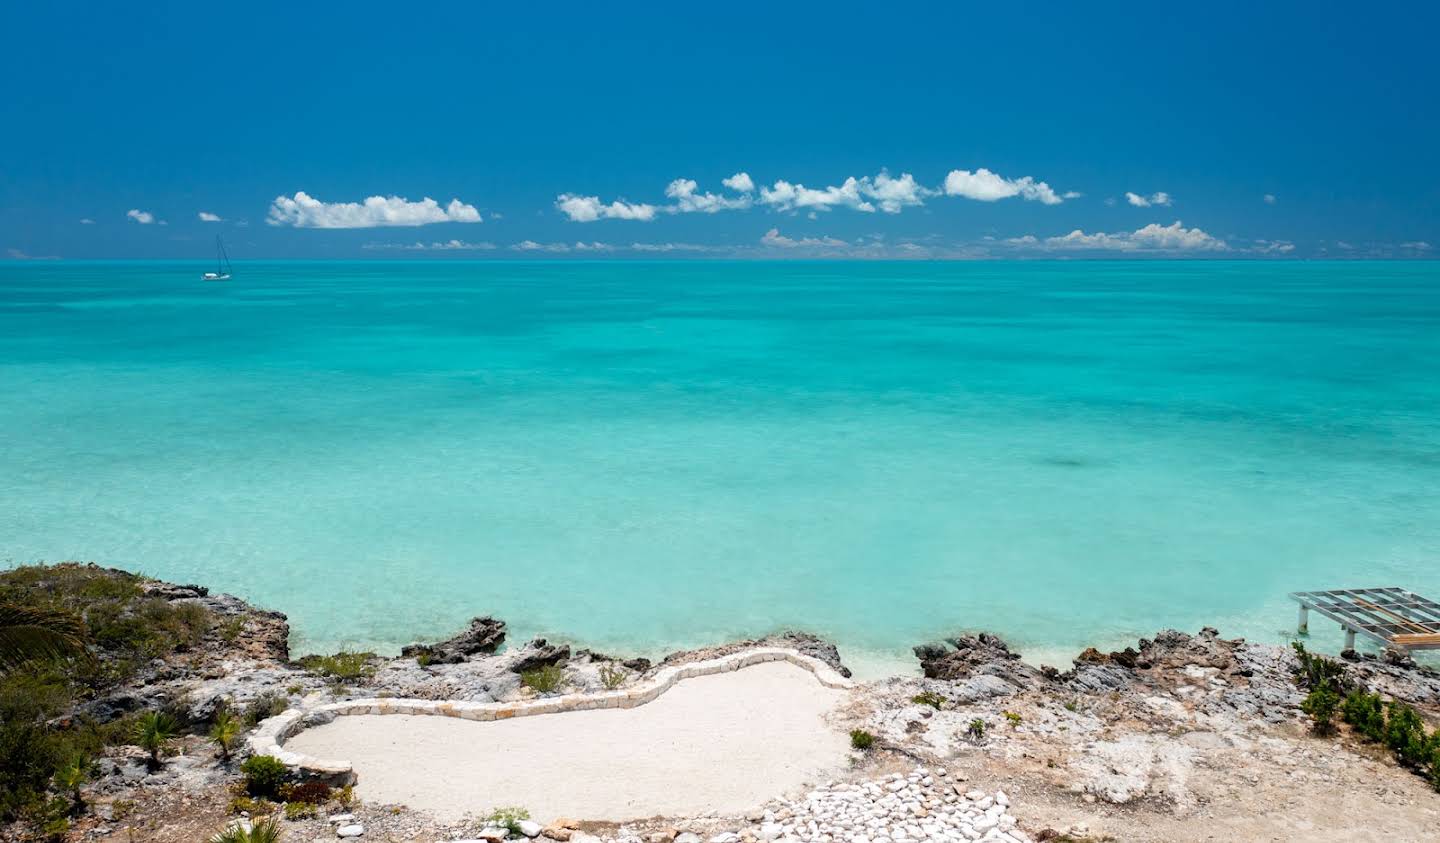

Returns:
203,236,232,281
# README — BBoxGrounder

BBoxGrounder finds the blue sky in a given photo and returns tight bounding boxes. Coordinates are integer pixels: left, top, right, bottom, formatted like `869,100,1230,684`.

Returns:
3,2,1437,260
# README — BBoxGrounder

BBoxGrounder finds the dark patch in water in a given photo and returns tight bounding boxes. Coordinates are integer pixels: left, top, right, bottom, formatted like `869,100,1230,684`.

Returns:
1038,456,1089,468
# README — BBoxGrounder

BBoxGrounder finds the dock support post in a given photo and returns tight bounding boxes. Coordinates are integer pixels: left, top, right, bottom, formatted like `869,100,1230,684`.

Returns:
1297,605,1309,634
1343,627,1356,651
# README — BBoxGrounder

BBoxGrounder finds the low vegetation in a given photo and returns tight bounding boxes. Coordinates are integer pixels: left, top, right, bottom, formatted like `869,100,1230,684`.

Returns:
210,817,282,843
239,755,288,800
520,663,565,694
0,564,221,834
485,806,531,838
967,718,986,740
296,650,375,687
598,663,628,690
849,728,875,750
910,691,946,710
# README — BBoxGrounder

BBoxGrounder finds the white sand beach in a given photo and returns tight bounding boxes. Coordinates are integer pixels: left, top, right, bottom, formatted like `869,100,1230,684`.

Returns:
284,660,851,822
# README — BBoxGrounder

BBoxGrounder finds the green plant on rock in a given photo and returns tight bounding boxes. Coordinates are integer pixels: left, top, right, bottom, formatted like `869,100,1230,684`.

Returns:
210,817,283,843
296,651,375,684
0,603,88,671
283,800,317,820
132,711,178,770
239,755,288,800
520,663,565,694
849,729,875,750
598,663,628,690
1341,689,1386,741
1290,641,1349,692
210,708,241,762
1004,711,1023,726
241,693,289,729
910,691,946,710
51,756,88,816
1300,678,1340,736
485,806,531,838
967,718,986,740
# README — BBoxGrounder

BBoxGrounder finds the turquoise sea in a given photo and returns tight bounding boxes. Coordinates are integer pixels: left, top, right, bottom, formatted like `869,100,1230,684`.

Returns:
2,260,1437,671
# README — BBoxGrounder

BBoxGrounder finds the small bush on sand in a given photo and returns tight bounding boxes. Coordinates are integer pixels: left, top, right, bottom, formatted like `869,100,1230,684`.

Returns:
849,729,875,750
284,800,317,820
486,806,531,838
240,755,287,800
1300,679,1340,736
967,718,986,740
520,664,565,694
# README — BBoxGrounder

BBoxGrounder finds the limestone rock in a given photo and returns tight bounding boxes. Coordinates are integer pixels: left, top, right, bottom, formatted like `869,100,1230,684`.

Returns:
402,616,508,664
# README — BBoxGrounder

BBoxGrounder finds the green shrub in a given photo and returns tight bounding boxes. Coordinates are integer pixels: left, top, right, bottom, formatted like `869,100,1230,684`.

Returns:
1384,702,1430,768
335,784,355,808
210,817,283,843
210,709,241,761
240,755,288,800
284,800,317,820
228,795,270,815
849,729,875,750
967,718,986,739
598,664,628,690
486,806,531,838
520,664,565,694
1341,689,1386,741
132,711,179,769
51,756,88,815
296,651,375,683
1300,679,1340,736
1290,642,1349,692
1003,711,1023,726
910,691,946,710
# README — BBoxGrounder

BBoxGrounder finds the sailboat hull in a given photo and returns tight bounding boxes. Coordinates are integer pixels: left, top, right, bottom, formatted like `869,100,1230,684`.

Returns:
202,273,231,281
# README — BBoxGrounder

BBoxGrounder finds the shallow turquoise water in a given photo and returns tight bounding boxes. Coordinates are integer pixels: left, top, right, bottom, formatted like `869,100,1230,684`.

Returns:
2,260,1437,668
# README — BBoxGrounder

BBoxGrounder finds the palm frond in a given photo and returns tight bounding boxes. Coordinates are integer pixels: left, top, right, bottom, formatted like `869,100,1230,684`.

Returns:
0,602,88,670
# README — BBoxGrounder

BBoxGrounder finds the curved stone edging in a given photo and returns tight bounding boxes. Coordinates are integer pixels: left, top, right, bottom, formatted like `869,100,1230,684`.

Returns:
247,646,853,782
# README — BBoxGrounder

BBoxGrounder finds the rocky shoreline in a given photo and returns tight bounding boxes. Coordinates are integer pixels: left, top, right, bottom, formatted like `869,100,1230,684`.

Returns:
6,563,1440,842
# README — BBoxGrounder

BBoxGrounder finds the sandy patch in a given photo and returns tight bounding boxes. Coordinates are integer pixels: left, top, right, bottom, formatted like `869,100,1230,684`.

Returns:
285,660,851,822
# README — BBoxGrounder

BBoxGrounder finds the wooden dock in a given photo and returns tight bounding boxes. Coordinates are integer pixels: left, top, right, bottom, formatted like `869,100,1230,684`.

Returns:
1290,587,1440,652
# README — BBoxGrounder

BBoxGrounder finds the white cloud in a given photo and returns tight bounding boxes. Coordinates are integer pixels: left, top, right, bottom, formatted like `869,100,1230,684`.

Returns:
1251,239,1295,254
362,239,497,251
7,247,60,260
664,178,753,213
629,242,723,252
126,209,156,224
79,218,95,225
1263,194,1277,204
1401,241,1433,251
1039,221,1227,252
1125,191,1172,208
555,194,658,222
760,228,850,248
942,168,1064,204
861,172,931,213
760,177,874,213
722,172,755,193
198,211,223,222
266,191,482,228
1063,191,1083,200
573,241,615,251
511,240,572,252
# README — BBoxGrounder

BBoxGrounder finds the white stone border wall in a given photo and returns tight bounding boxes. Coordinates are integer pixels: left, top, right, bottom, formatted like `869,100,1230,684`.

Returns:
247,647,853,781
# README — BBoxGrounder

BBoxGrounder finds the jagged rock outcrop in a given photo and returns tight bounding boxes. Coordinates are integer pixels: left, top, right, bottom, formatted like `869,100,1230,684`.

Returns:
508,638,571,673
400,616,507,664
912,633,1044,691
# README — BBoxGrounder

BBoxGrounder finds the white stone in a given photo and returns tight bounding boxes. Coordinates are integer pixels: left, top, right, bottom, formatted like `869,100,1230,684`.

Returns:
517,820,543,837
336,824,364,838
